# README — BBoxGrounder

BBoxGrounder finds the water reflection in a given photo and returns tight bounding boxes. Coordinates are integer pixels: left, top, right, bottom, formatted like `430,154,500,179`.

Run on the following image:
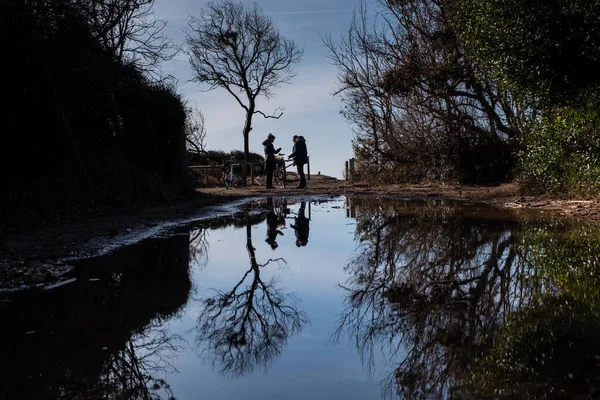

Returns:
265,198,286,250
465,224,600,399
338,197,600,399
100,322,182,400
194,204,308,377
0,231,192,399
290,201,310,247
5,196,600,399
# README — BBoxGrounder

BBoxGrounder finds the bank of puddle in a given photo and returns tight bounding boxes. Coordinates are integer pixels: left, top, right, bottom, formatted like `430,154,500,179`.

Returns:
2,195,600,399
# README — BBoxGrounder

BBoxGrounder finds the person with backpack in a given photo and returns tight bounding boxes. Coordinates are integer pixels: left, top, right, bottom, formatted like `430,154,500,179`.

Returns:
288,135,308,189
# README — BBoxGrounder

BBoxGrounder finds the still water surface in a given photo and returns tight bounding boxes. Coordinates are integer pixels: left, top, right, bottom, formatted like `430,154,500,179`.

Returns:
2,196,600,399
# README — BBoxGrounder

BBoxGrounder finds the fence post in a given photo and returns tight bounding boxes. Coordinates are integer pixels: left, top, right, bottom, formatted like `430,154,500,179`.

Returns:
307,156,310,181
349,158,355,181
346,197,350,218
345,160,349,181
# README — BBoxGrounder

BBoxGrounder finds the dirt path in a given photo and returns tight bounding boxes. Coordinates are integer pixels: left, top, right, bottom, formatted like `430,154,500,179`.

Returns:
200,174,600,220
2,174,599,291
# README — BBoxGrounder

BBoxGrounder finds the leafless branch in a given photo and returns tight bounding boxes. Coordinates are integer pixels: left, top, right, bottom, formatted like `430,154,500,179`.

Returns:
186,0,303,171
77,0,179,78
185,106,208,155
254,107,284,119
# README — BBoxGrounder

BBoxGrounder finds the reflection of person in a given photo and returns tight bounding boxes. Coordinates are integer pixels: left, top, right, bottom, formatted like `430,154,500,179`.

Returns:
290,202,309,247
262,133,281,189
265,208,284,250
288,135,308,189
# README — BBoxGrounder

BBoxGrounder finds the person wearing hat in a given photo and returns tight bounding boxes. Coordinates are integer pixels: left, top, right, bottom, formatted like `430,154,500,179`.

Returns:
262,133,281,189
289,135,308,189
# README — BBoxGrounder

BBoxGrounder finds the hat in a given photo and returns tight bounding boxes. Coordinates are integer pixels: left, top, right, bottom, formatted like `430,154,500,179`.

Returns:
293,135,298,140
268,133,276,139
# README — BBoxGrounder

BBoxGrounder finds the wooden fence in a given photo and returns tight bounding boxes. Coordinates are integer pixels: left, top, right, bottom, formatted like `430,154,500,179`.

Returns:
189,157,311,187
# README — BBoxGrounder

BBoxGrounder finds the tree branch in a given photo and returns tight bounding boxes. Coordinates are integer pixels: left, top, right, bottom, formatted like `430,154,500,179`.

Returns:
254,108,284,119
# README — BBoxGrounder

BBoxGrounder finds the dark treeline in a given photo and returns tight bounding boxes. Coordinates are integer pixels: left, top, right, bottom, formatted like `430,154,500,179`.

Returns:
327,0,600,193
1,0,188,227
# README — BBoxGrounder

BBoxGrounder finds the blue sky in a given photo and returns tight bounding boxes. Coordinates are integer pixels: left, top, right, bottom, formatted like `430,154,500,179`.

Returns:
153,0,371,178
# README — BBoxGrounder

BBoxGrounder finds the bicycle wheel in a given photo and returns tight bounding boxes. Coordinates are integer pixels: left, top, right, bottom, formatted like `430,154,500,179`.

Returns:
232,173,245,187
273,167,283,188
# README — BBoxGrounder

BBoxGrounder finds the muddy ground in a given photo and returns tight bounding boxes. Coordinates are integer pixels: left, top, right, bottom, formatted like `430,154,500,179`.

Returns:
2,173,600,291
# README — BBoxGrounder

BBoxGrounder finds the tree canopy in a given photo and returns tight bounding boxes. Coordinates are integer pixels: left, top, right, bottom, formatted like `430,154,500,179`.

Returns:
452,0,600,106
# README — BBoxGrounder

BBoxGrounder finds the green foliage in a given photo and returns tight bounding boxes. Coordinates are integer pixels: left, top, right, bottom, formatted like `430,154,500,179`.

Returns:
466,225,600,398
466,295,600,398
453,0,600,107
522,224,600,304
452,0,600,194
518,100,600,195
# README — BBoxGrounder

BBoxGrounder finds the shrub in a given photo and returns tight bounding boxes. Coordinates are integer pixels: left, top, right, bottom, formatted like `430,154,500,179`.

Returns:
519,99,600,195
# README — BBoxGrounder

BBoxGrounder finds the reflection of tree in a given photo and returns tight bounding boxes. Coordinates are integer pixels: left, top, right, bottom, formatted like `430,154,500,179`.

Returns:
467,294,600,399
466,225,600,399
195,212,307,377
94,322,183,400
336,198,540,398
190,228,209,269
0,232,193,400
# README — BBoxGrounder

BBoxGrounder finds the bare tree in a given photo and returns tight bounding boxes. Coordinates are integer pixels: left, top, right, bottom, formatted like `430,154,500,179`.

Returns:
185,106,207,156
76,0,178,77
186,0,303,180
324,0,526,183
195,214,306,377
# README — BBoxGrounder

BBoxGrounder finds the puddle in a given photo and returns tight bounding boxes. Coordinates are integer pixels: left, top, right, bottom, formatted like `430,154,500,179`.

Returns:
2,196,600,399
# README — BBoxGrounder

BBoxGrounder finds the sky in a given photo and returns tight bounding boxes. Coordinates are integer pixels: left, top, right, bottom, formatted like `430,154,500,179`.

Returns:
152,0,370,178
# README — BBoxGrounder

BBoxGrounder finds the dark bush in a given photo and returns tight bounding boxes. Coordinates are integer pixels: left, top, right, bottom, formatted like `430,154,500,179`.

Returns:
0,0,189,225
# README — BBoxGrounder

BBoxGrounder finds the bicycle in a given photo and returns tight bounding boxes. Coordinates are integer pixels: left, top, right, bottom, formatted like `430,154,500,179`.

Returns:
273,154,294,188
223,156,244,189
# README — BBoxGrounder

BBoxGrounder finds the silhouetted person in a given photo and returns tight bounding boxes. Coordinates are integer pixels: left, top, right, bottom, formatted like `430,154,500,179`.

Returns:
265,208,284,250
262,133,281,189
290,202,309,247
288,135,308,189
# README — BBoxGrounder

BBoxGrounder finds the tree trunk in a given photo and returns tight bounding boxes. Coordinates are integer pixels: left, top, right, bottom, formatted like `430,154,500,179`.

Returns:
242,106,254,183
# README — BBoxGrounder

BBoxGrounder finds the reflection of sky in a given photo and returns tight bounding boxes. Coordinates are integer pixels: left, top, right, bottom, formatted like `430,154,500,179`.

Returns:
160,198,389,400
